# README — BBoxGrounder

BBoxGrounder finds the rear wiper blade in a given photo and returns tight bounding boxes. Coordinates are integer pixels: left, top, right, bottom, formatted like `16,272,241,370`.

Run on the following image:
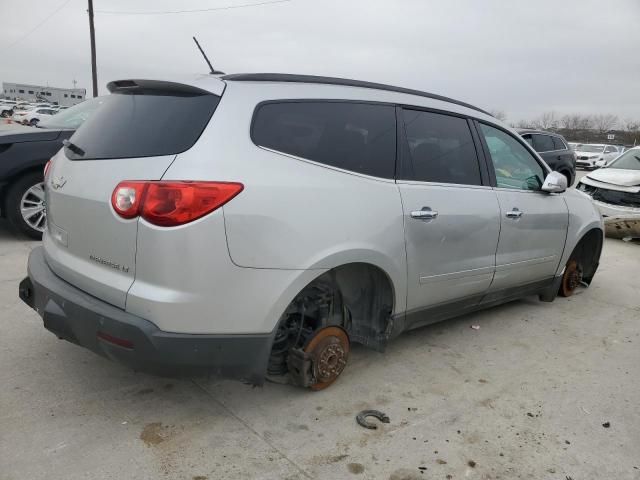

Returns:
62,139,85,156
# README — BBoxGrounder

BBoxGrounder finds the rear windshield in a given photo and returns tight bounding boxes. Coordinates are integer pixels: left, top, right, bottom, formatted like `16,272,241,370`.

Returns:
65,90,220,160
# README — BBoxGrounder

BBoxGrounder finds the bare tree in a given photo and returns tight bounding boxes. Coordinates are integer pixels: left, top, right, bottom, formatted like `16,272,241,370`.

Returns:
514,119,533,129
489,110,507,122
592,114,618,133
577,115,593,131
560,114,581,131
623,118,640,133
533,111,559,130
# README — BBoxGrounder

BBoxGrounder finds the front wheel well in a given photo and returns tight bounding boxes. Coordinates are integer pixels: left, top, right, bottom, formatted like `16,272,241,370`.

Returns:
568,228,603,284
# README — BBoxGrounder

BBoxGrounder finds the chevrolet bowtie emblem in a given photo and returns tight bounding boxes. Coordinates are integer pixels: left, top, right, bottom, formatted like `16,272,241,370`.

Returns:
51,176,67,190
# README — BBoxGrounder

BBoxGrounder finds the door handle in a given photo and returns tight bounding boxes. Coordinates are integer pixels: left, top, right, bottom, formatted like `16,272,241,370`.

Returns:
410,207,438,220
505,208,523,219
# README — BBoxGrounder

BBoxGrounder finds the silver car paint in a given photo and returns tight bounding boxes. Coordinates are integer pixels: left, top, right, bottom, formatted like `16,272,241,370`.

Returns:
42,74,603,337
44,151,177,308
398,182,500,311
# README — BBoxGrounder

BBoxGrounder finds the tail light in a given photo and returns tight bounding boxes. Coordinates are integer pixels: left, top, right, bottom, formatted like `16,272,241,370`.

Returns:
111,181,243,227
44,160,52,180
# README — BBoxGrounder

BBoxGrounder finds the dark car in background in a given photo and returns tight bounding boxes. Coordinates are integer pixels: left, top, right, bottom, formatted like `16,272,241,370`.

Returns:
0,97,104,238
517,129,576,186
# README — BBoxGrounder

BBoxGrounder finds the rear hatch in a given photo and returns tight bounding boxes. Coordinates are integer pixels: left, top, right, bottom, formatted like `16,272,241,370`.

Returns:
44,79,222,309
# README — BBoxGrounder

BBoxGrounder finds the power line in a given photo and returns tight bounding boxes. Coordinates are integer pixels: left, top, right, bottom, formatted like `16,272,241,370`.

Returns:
0,0,74,53
95,0,291,16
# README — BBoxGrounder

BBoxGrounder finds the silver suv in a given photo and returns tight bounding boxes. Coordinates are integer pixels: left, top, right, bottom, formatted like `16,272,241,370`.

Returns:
19,74,604,390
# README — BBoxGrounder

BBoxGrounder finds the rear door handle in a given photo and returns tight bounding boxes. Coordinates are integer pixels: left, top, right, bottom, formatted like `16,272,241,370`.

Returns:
410,207,438,220
505,208,523,219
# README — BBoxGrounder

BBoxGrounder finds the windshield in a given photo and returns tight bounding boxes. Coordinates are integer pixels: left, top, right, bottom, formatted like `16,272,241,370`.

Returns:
579,145,605,153
608,149,640,170
39,96,105,130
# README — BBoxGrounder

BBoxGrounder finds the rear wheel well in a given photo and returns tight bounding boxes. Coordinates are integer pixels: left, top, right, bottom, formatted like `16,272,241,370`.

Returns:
267,263,394,378
568,228,603,284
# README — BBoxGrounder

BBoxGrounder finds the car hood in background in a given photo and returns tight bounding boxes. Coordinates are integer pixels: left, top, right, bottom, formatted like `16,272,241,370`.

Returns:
0,126,64,144
585,168,640,189
575,150,601,157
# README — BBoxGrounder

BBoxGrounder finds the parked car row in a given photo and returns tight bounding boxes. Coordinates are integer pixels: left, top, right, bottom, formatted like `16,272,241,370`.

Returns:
0,99,69,126
15,73,604,390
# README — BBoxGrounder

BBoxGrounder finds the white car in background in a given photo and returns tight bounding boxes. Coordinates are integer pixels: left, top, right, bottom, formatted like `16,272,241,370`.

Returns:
11,105,37,124
575,144,620,169
21,107,58,126
0,100,18,117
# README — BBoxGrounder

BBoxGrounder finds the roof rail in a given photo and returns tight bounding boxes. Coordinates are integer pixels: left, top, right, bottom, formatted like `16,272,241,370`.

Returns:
221,73,491,116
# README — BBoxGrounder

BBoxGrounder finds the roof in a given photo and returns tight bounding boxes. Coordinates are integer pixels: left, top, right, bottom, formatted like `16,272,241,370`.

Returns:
221,73,490,116
516,128,563,137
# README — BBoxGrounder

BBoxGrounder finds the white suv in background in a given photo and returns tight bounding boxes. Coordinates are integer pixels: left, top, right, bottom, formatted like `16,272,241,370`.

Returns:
19,74,604,390
575,144,621,169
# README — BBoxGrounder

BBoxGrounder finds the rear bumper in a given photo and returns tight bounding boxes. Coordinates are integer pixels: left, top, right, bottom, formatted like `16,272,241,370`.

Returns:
19,246,273,384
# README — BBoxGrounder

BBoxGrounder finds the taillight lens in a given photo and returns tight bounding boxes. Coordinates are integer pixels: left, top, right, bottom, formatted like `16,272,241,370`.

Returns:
111,181,243,226
111,181,147,219
43,160,52,180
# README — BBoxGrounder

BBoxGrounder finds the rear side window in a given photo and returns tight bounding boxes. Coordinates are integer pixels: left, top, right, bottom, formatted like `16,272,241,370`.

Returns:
66,90,220,160
252,101,396,179
532,134,555,152
400,109,482,186
552,136,566,151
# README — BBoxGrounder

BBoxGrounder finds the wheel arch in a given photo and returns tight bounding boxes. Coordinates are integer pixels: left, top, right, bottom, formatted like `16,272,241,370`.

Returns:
0,165,45,218
567,227,604,284
270,260,399,352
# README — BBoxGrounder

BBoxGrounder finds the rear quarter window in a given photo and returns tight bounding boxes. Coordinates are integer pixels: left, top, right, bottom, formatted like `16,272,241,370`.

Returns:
552,136,567,151
66,90,220,160
251,101,396,179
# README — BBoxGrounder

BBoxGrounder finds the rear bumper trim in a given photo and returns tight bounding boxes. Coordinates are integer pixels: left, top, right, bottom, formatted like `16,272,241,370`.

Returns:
19,246,272,384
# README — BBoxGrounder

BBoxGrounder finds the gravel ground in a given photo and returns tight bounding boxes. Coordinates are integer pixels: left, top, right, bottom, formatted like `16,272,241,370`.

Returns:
1,220,639,480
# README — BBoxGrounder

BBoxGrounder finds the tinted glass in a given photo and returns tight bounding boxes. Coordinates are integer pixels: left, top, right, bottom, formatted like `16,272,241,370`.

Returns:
604,146,616,153
522,134,533,147
479,123,546,191
252,101,396,178
552,136,566,150
532,134,555,152
400,109,481,185
66,91,220,160
39,96,104,130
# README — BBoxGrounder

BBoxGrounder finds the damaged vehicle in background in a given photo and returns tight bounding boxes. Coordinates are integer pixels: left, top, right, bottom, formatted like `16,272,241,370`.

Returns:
577,146,640,239
19,73,604,391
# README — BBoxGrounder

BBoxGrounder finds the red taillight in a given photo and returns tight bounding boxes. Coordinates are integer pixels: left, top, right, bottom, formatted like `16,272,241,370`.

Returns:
111,181,147,219
43,160,52,180
111,181,243,226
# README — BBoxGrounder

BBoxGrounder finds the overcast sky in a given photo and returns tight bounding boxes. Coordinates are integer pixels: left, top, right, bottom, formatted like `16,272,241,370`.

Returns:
1,0,639,122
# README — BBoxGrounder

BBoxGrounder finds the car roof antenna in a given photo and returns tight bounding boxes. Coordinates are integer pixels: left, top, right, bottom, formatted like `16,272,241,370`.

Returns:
193,36,225,75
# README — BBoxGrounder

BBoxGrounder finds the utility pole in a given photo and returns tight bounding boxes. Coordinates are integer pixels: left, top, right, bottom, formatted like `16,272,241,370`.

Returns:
88,0,98,97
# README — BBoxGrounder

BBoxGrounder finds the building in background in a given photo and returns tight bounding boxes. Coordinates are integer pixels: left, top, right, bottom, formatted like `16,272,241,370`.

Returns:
1,82,86,106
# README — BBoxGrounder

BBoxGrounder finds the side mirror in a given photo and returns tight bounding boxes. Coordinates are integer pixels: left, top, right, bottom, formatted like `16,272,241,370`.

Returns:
541,171,567,193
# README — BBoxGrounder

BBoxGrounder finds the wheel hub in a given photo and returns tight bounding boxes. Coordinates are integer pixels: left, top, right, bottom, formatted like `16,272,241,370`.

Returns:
303,326,350,390
561,260,583,297
20,182,47,233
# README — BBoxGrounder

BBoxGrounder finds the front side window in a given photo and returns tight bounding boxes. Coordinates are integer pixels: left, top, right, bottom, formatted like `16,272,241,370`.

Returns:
532,134,555,152
252,101,396,179
604,146,617,153
400,109,481,185
479,123,546,191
